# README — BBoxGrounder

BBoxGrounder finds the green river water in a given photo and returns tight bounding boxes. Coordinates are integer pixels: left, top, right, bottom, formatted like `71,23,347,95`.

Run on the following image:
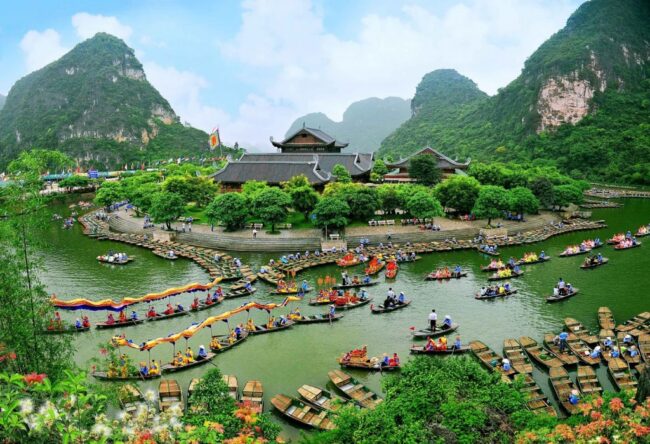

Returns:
38,196,650,440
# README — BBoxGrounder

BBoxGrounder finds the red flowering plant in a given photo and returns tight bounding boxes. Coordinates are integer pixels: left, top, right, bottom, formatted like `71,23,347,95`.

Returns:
516,390,650,444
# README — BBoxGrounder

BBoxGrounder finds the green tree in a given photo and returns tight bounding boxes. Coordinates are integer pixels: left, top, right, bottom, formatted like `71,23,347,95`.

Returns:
241,180,269,202
289,186,320,218
282,174,311,191
251,188,291,233
162,176,190,201
149,191,185,230
371,159,389,180
58,175,90,190
552,184,584,209
0,150,75,380
332,164,352,183
434,175,481,214
472,185,509,226
409,155,442,186
205,193,249,231
377,184,401,214
347,187,380,221
312,197,350,230
94,181,123,208
528,177,555,208
508,186,540,216
406,191,444,219
186,176,219,207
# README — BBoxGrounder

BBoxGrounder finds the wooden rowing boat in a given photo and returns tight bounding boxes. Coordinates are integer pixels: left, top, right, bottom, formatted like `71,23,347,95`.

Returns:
566,333,601,366
210,330,249,352
615,311,650,337
118,384,144,414
270,394,336,430
153,250,178,260
189,297,224,312
225,287,257,299
577,365,603,395
559,248,590,257
411,323,459,339
337,355,400,371
242,380,264,413
159,379,184,413
616,331,642,367
97,256,134,265
328,369,382,409
564,317,599,345
95,318,145,329
294,314,343,324
503,339,533,374
546,288,579,303
614,241,642,250
515,256,551,266
332,281,378,289
580,258,609,269
519,336,563,368
364,259,385,275
543,334,579,366
477,246,500,256
370,300,411,314
320,298,372,310
425,271,467,280
162,352,216,373
549,367,581,415
598,307,615,330
469,340,515,377
487,269,524,281
384,260,399,279
608,357,638,392
223,375,239,401
599,328,618,363
480,263,508,272
248,320,295,335
297,384,346,412
91,371,160,381
270,287,312,295
42,325,90,334
147,309,188,322
511,374,556,416
410,345,469,355
475,289,517,300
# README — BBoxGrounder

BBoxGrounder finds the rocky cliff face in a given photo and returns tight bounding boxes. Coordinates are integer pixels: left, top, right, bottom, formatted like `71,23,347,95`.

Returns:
537,76,595,131
0,33,213,168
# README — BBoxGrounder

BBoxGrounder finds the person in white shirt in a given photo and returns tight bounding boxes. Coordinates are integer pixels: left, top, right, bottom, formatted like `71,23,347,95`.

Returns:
428,309,438,330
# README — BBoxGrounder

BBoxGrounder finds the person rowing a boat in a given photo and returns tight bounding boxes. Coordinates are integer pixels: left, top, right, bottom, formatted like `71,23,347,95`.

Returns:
441,315,453,330
139,362,149,377
429,310,438,330
75,318,82,329
130,311,138,321
453,265,462,277
197,345,208,361
398,292,406,304
557,278,566,295
454,336,462,350
82,316,90,328
383,294,395,309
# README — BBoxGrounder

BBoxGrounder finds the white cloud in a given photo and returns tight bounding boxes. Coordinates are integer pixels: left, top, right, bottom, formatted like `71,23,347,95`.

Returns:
215,0,578,149
19,29,68,72
72,12,133,41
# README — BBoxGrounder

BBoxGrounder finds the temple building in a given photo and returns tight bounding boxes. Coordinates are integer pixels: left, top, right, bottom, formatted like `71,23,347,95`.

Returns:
211,126,373,190
383,147,470,183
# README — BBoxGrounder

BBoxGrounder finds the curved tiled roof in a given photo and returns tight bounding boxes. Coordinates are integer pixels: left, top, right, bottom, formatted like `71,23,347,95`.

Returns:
271,127,348,149
386,147,470,169
211,160,331,185
240,153,373,176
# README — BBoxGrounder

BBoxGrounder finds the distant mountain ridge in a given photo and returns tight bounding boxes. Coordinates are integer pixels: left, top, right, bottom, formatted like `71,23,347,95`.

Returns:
0,33,222,169
379,0,650,183
286,97,411,153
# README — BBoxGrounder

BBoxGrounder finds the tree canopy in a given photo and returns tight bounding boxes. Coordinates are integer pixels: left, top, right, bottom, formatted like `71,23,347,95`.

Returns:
508,186,540,215
434,175,481,214
205,193,249,231
149,191,185,229
251,188,291,232
312,197,350,229
406,191,444,219
409,155,442,186
331,164,352,183
472,185,509,225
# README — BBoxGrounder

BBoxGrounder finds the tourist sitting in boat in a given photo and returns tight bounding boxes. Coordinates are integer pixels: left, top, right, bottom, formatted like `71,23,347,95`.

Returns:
557,278,566,295
502,358,511,372
197,345,208,361
118,311,127,323
590,346,602,359
106,313,116,325
149,360,160,375
362,274,371,284
507,257,516,267
504,282,511,292
204,292,213,305
488,259,504,269
74,318,82,329
623,334,633,345
184,347,194,364
146,306,157,318
425,337,436,351
139,362,149,377
497,268,512,278
568,390,580,406
288,308,302,321
441,315,453,330
130,311,138,321
210,336,222,350
245,319,256,332
351,275,360,285
350,346,367,358
389,353,400,367
437,336,448,350
174,352,184,366
359,289,369,300
266,317,276,329
380,354,390,367
82,316,90,328
629,345,639,357
479,286,487,297
398,292,406,304
603,336,613,349
453,265,462,276
167,250,175,258
454,336,462,350
234,324,244,339
164,303,174,315
278,316,289,326
191,297,199,310
610,346,620,358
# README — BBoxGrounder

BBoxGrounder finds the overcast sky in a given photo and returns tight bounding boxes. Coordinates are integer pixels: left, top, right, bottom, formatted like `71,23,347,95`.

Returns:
0,0,584,150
